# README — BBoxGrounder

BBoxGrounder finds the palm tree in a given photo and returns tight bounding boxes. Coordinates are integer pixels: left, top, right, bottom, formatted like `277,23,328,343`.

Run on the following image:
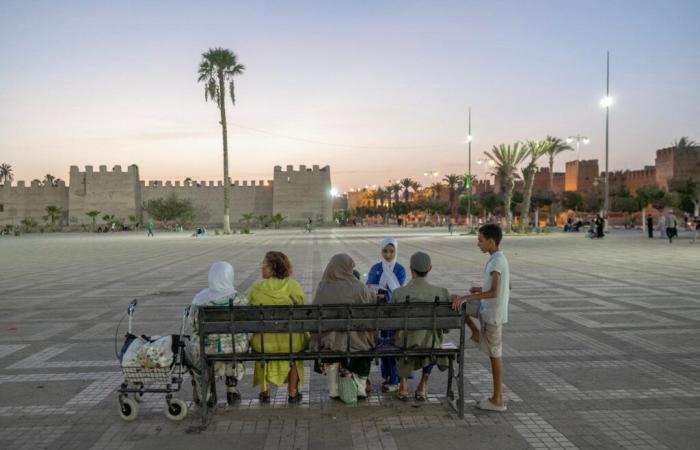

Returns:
443,174,461,217
400,178,415,205
410,180,422,201
520,140,553,230
390,182,402,206
20,217,37,232
271,213,286,230
257,214,268,228
375,188,388,207
43,174,56,187
0,163,13,185
85,211,101,231
673,136,697,148
240,212,255,233
45,206,63,226
198,48,245,234
544,136,573,225
429,182,444,201
485,143,529,232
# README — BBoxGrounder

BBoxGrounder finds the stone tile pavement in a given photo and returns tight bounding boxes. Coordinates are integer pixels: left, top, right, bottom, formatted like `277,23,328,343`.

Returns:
0,227,699,449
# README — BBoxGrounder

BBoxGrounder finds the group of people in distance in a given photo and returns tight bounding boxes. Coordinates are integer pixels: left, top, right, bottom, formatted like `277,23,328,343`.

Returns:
185,223,510,412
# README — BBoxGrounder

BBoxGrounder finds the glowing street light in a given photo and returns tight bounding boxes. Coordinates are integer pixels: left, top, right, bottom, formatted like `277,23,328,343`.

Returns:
330,188,338,197
423,171,439,178
600,96,613,108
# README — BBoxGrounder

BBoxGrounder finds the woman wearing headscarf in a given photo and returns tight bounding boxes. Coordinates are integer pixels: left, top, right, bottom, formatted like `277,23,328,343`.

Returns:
366,237,407,392
248,251,308,404
186,261,249,405
312,253,377,400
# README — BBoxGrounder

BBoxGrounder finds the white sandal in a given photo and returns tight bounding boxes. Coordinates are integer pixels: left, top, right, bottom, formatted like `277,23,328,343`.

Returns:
476,398,507,412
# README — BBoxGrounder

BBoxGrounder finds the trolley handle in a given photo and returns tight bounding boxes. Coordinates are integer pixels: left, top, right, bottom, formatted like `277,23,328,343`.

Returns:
127,299,138,335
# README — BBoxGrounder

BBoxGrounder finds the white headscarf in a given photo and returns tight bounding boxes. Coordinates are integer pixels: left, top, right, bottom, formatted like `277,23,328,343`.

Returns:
379,237,401,292
192,261,239,306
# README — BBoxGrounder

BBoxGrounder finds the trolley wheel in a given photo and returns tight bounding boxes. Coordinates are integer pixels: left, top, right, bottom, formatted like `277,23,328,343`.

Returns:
119,396,139,421
164,398,188,421
134,392,144,403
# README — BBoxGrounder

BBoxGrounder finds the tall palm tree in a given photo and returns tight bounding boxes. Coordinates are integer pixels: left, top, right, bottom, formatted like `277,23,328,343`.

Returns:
43,174,56,187
198,48,245,234
520,140,553,230
443,174,461,217
375,188,388,207
485,143,529,232
0,163,13,185
410,180,422,201
544,136,573,224
400,178,415,205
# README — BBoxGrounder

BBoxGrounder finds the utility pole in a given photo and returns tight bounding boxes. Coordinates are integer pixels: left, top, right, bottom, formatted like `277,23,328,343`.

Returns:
603,51,611,218
466,107,473,231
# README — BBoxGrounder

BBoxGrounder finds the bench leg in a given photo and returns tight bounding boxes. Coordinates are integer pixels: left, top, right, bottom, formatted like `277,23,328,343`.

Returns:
200,361,210,425
457,351,465,418
446,356,454,400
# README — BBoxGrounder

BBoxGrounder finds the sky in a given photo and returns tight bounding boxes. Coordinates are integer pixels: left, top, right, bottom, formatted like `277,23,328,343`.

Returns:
1,0,699,192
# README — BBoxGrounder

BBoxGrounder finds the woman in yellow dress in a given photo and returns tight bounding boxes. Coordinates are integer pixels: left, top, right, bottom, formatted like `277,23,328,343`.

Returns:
248,251,308,403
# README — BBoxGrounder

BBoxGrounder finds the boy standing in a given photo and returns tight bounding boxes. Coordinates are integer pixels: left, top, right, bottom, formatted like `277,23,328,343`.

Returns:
451,224,510,412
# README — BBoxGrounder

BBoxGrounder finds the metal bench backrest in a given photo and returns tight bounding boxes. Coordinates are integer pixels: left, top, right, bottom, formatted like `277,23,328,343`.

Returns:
197,301,463,335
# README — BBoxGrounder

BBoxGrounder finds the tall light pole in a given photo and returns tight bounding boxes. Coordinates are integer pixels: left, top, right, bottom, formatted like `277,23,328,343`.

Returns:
566,135,590,191
601,51,612,218
466,107,473,231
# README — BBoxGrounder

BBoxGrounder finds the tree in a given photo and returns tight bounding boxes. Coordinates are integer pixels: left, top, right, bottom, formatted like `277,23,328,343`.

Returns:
668,177,699,214
45,205,63,226
672,136,697,149
375,188,388,208
562,192,584,211
443,174,461,218
85,211,101,231
144,194,195,227
429,182,444,200
390,182,402,207
20,217,37,232
270,213,286,230
475,192,503,216
485,143,529,232
43,174,56,187
239,212,255,233
198,47,245,234
520,140,552,230
400,178,416,205
544,136,573,223
0,163,13,185
257,214,269,228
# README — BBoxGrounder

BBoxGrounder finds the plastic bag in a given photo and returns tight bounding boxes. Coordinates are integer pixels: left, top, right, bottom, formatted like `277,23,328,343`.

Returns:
337,368,363,405
121,335,175,369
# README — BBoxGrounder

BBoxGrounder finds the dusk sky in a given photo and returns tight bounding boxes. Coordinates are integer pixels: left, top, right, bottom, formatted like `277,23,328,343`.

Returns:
1,0,699,192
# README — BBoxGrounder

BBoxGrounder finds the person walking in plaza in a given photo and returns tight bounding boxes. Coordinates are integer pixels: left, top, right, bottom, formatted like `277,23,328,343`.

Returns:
312,254,377,402
646,215,654,239
391,251,450,402
146,220,154,237
366,237,407,393
248,251,308,403
666,210,678,243
451,224,510,412
186,261,249,406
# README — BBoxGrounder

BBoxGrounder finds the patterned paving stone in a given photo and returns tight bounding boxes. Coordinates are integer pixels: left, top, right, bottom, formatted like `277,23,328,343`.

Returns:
0,228,698,449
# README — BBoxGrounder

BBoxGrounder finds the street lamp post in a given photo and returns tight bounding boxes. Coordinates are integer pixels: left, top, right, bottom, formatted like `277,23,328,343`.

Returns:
466,107,473,231
600,51,612,219
566,135,590,192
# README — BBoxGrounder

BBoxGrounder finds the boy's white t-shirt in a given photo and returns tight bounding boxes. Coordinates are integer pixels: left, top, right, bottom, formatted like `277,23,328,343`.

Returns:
480,251,510,324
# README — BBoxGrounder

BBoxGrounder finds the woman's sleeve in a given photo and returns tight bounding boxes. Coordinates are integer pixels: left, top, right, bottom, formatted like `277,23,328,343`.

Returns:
366,263,379,285
247,285,258,305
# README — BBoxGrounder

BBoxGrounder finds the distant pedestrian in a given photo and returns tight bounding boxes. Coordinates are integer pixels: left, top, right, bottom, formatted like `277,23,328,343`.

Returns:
595,214,605,238
306,217,313,233
666,210,678,243
657,214,666,239
693,216,699,244
646,215,654,239
147,221,154,237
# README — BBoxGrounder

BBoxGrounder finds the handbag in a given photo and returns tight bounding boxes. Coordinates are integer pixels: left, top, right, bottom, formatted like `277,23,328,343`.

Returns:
337,367,363,405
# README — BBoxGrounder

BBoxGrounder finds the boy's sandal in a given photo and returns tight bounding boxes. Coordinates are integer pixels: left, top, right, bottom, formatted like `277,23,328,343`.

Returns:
258,392,271,404
396,391,410,402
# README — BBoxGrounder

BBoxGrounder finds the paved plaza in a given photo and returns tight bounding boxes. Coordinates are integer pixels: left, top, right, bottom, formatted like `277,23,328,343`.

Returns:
0,227,699,449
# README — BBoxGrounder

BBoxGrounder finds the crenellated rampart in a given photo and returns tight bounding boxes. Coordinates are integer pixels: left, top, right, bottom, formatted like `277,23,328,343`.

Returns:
272,164,332,224
0,181,69,226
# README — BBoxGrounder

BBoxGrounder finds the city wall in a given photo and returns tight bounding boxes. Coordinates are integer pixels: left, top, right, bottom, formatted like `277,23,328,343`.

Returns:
140,179,273,225
0,181,69,226
68,165,142,225
273,165,332,224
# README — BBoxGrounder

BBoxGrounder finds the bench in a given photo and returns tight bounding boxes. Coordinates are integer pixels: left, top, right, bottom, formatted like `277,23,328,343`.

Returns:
196,298,468,423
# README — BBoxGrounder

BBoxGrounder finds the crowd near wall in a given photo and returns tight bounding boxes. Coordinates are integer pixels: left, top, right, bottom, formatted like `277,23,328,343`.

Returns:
0,164,331,227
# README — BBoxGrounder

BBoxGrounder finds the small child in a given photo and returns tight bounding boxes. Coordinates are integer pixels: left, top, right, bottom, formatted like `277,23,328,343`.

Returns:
451,224,510,411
